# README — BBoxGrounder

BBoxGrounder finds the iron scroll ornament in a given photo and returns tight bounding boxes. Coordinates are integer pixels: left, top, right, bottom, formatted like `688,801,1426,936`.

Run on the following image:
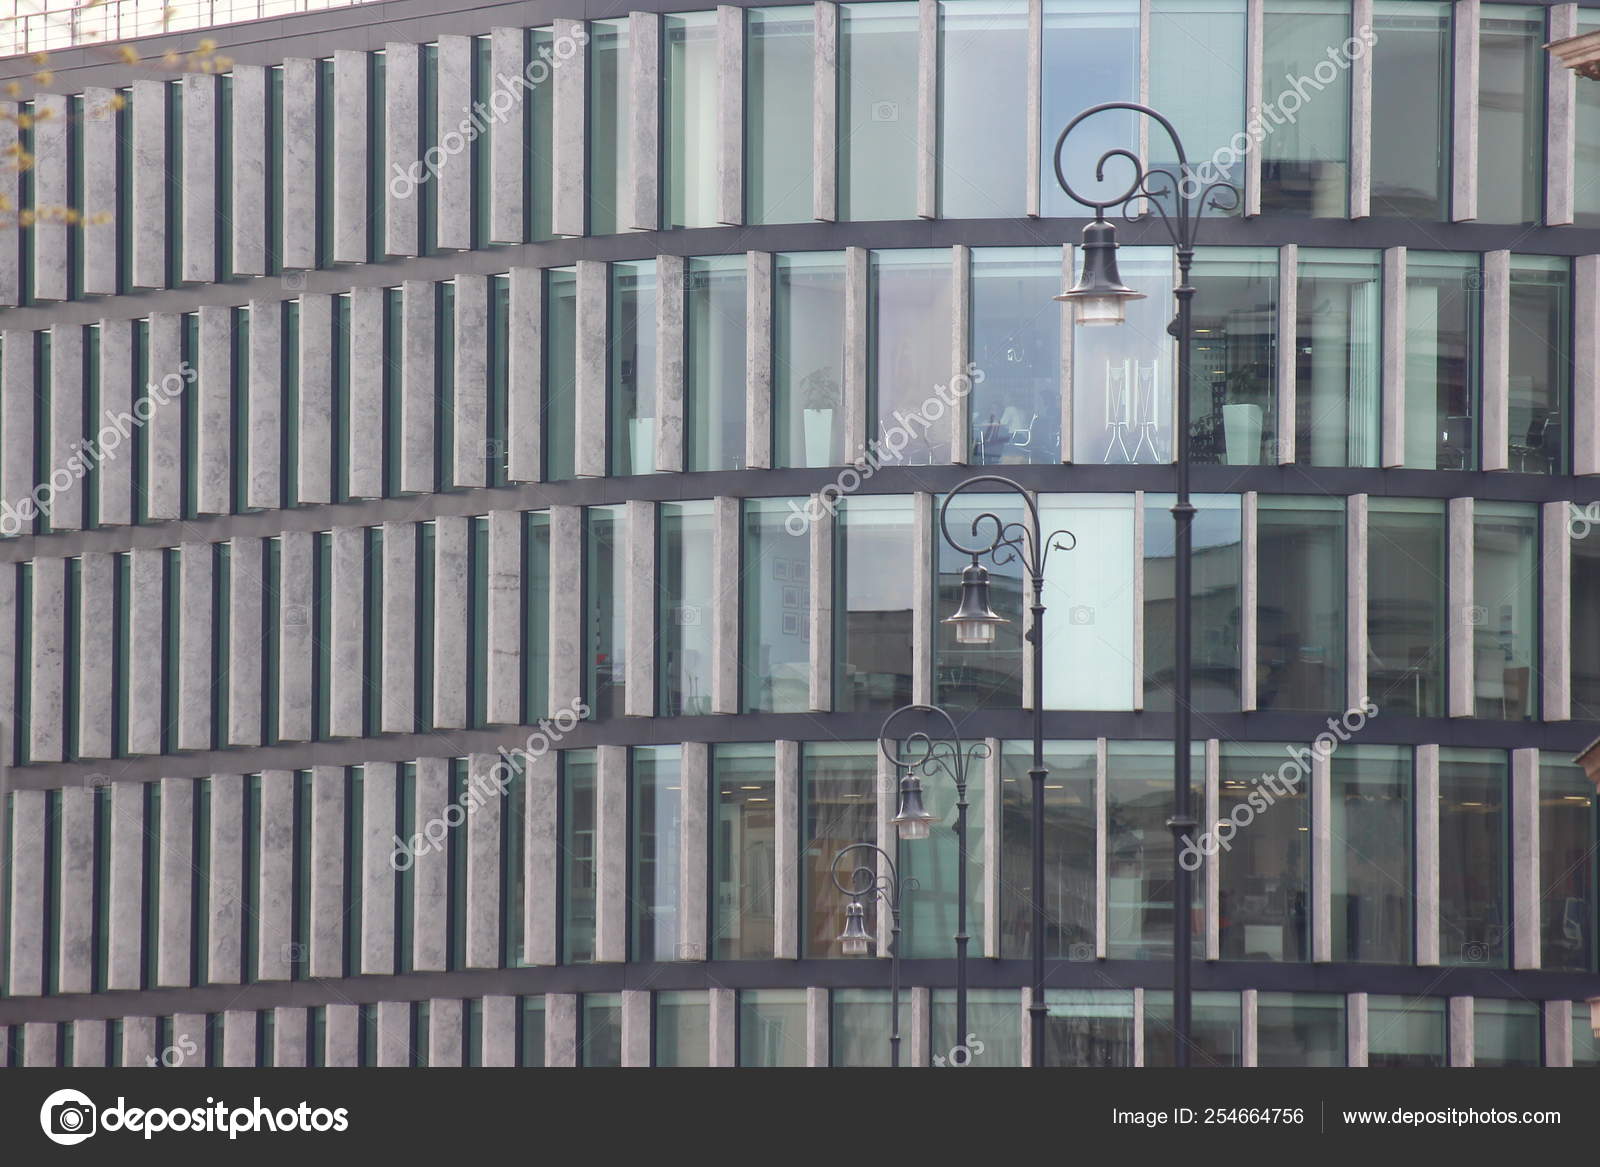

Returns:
937,474,1077,592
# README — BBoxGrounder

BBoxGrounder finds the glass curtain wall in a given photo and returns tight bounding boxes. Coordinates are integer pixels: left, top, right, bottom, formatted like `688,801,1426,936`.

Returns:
871,249,953,464
747,7,815,225
664,12,719,229
1041,0,1140,217
1071,246,1176,463
1189,248,1277,465
1367,498,1446,717
999,742,1095,959
1329,745,1412,964
1106,741,1205,959
686,255,747,472
609,260,658,476
1508,256,1570,475
1145,991,1241,1066
543,268,577,481
1257,993,1344,1066
741,499,811,713
800,743,878,958
1260,0,1351,216
1575,13,1600,226
939,0,1029,218
583,505,625,719
1295,249,1381,467
1142,494,1241,712
839,2,920,221
1043,989,1135,1067
834,496,915,712
1540,759,1597,973
631,746,682,962
1477,5,1545,225
1218,743,1310,962
1471,502,1538,720
1404,252,1480,470
1148,0,1247,210
1368,996,1445,1066
1046,493,1140,712
1255,496,1345,713
1438,748,1508,968
739,990,807,1066
1370,2,1450,219
712,744,777,960
968,248,1062,465
774,252,847,468
659,501,715,716
588,19,630,236
1475,1000,1540,1067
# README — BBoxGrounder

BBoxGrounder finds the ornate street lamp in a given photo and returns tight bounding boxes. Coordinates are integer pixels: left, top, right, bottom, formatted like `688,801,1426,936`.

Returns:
1052,102,1238,1067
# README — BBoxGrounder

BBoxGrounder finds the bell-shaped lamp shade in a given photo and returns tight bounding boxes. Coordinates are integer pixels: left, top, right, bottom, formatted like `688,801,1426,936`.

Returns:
943,560,1007,645
893,774,936,841
1055,218,1146,326
838,900,872,956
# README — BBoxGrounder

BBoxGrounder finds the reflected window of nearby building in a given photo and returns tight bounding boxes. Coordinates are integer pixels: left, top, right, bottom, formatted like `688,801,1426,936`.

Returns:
1041,0,1140,217
1329,745,1412,964
1539,759,1596,974
631,746,682,963
1439,748,1508,968
999,742,1095,960
561,749,598,964
1143,494,1241,713
939,0,1029,219
1404,252,1480,470
712,744,777,960
1148,0,1246,212
1218,744,1310,963
831,989,893,1066
1368,995,1445,1067
773,252,847,469
1260,0,1350,216
839,3,920,221
1257,992,1344,1066
1145,990,1240,1067
1472,502,1538,720
580,992,622,1067
1071,246,1176,464
1295,249,1381,467
1043,989,1135,1067
1189,248,1277,465
968,248,1062,466
1256,496,1345,713
663,12,719,229
609,261,658,476
1367,498,1446,718
1370,2,1450,220
740,499,811,713
800,742,877,958
871,249,953,464
686,255,747,472
1508,256,1570,476
747,7,815,225
739,989,807,1066
835,497,915,712
659,501,715,716
1107,741,1205,960
1477,5,1545,225
1474,999,1540,1067
655,991,709,1066
935,493,1025,712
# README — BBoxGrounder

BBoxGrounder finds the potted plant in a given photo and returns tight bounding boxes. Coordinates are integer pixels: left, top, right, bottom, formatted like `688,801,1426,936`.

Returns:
798,367,840,467
1221,362,1268,466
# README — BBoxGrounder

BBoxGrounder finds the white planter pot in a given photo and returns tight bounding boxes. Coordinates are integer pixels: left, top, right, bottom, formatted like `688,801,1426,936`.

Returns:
803,408,835,468
629,417,655,475
1222,403,1263,466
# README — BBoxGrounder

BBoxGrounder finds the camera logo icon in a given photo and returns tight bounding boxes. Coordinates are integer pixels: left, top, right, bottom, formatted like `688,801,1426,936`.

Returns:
871,100,899,122
1069,604,1095,626
40,1088,97,1146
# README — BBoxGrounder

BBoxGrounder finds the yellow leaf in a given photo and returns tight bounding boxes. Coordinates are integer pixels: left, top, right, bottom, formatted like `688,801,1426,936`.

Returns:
31,53,48,66
198,38,217,53
3,83,20,98
18,210,34,226
117,46,138,64
34,72,53,86
108,94,126,111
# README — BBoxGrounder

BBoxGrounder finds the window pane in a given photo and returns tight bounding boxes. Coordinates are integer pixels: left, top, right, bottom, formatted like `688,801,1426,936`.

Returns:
1329,745,1412,964
1370,2,1450,219
663,12,718,229
774,252,847,469
587,19,630,236
740,498,811,713
609,260,658,476
580,992,621,1067
1044,494,1140,711
543,268,577,481
1573,1003,1600,1065
872,249,953,463
1260,0,1350,216
1439,748,1507,968
831,988,894,1066
686,255,747,472
1367,498,1445,718
739,989,807,1066
631,746,682,962
935,493,1025,711
1145,990,1240,1067
1404,252,1480,470
1043,989,1134,1067
748,8,815,225
1189,247,1278,465
712,744,777,959
1477,6,1544,225
1257,992,1344,1066
999,742,1094,959
1142,493,1241,712
839,3,920,221
1368,995,1444,1067
1575,14,1600,227
969,247,1062,465
1041,0,1140,217
583,505,625,718
932,988,1023,1066
1295,248,1380,467
836,497,915,712
939,0,1028,218
1256,496,1345,712
1574,527,1600,718
1540,759,1597,973
1475,999,1539,1067
901,735,987,959
659,501,715,716
1218,744,1310,962
1508,256,1570,476
800,742,877,958
1472,502,1538,720
1107,741,1205,959
655,991,709,1066
1148,0,1247,208
1071,246,1176,463
561,750,597,964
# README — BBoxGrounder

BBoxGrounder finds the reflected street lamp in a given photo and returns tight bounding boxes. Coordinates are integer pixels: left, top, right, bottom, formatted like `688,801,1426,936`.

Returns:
831,842,914,1067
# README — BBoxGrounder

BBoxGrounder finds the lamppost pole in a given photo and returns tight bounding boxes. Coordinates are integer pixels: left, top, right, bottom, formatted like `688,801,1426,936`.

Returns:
937,479,1075,1065
879,703,991,1061
832,842,912,1067
1052,102,1237,1067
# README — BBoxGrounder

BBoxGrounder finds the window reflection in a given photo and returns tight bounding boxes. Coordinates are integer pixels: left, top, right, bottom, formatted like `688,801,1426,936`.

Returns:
1404,253,1480,470
835,497,915,712
1189,248,1277,465
739,989,807,1066
1145,990,1240,1066
1472,503,1538,720
939,0,1029,218
740,498,811,713
1217,744,1309,963
1043,989,1135,1067
587,19,630,237
630,746,682,962
839,2,920,221
1260,0,1350,216
1048,493,1139,711
999,742,1094,960
871,249,953,464
1439,748,1507,968
1148,0,1246,214
1295,249,1381,467
686,255,747,472
659,501,715,716
1367,498,1445,718
747,7,815,225
712,744,777,960
1329,746,1412,964
969,247,1062,465
1257,992,1344,1065
663,12,718,229
583,505,625,719
542,268,577,481
1477,6,1545,225
935,493,1024,711
1367,995,1444,1067
773,252,847,468
1371,2,1450,220
1143,494,1241,712
609,260,658,476
1508,257,1570,476
1475,999,1540,1067
1071,246,1175,464
1106,741,1205,959
561,750,598,964
1041,0,1140,217
1255,496,1345,713
800,742,877,958
1540,760,1597,973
